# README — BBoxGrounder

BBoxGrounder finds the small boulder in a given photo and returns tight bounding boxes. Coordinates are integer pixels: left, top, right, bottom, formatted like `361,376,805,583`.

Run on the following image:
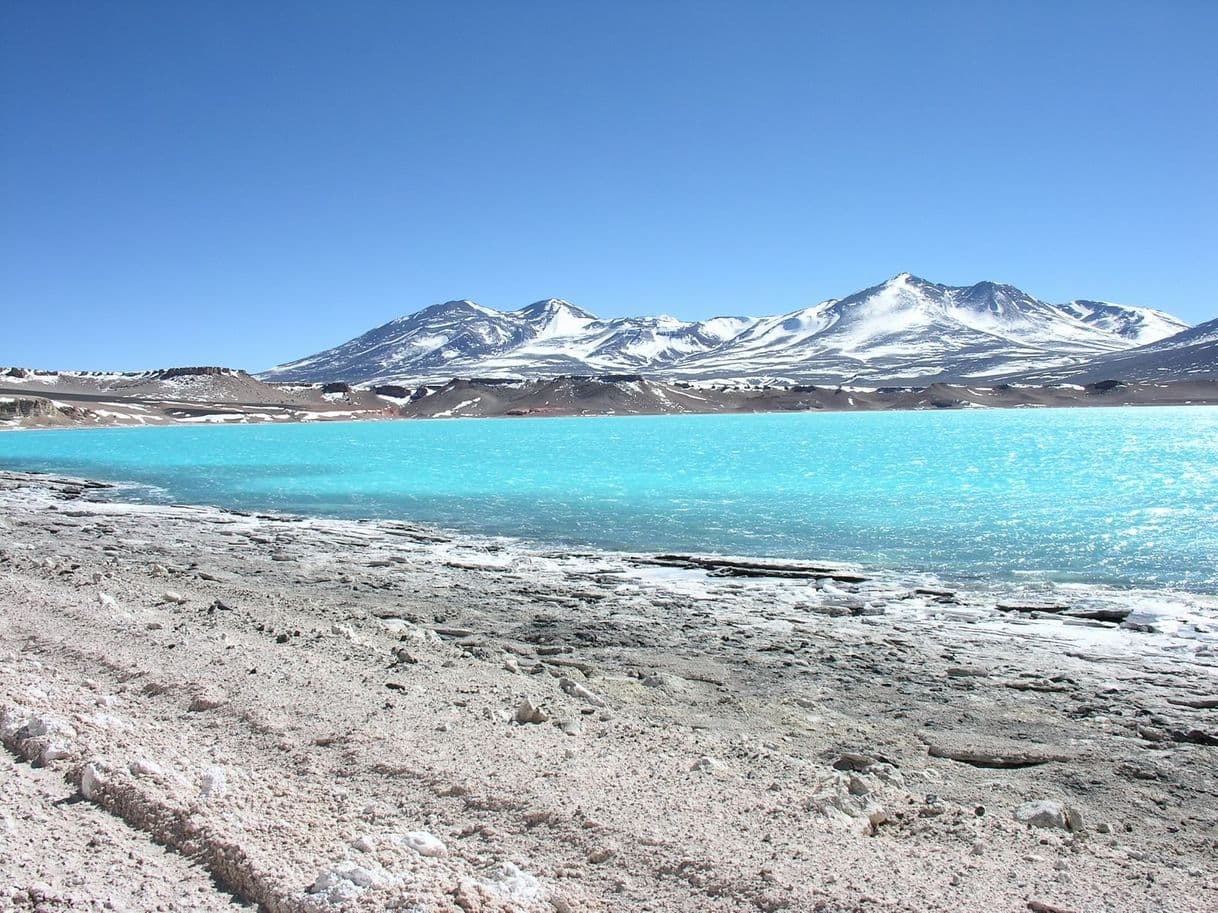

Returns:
188,692,228,712
199,766,228,800
559,676,605,707
1014,799,1083,832
515,699,549,724
79,762,107,800
399,830,447,857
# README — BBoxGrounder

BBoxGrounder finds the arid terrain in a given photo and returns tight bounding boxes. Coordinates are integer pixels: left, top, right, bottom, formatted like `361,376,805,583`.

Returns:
4,366,1218,430
2,471,1216,912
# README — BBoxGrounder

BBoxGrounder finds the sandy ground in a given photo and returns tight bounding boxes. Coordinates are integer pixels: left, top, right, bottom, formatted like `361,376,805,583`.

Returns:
0,751,248,912
1,471,1217,912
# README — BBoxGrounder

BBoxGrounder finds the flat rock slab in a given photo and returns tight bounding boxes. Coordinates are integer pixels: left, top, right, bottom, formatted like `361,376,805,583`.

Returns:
923,732,1079,768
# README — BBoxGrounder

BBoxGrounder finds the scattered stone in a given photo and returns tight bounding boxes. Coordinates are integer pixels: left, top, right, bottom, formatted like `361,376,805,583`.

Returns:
1028,901,1079,913
398,830,447,857
515,698,549,724
307,863,386,903
128,758,164,779
1136,724,1170,743
559,676,605,707
1014,800,1083,832
160,590,188,605
832,753,877,772
996,602,1070,615
391,646,418,665
946,666,987,678
199,766,228,800
926,735,1074,768
1167,696,1218,709
79,762,107,800
25,714,76,741
491,862,545,904
1169,726,1218,746
188,692,229,712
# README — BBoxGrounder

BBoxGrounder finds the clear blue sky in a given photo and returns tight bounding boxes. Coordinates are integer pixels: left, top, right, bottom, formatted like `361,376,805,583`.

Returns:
2,1,1215,371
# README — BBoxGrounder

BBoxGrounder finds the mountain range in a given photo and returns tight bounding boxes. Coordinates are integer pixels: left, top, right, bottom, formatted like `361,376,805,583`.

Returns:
1018,316,1218,384
261,274,1200,386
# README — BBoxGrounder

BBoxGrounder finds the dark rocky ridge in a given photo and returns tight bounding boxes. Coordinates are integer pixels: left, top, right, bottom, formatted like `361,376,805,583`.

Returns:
6,367,1218,429
390,375,1218,419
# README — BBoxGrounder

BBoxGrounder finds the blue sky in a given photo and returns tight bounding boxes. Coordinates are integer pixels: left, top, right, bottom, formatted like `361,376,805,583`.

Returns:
2,1,1216,371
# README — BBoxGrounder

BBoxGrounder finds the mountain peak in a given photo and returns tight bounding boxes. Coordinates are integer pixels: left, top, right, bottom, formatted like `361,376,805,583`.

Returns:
515,298,597,321
417,299,491,315
888,272,933,287
513,298,598,340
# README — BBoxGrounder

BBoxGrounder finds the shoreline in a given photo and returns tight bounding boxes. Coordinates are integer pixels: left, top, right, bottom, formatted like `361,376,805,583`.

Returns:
1,471,1216,911
6,462,1218,604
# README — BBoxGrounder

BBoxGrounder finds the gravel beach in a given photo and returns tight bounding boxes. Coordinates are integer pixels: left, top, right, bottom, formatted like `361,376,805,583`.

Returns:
2,471,1216,912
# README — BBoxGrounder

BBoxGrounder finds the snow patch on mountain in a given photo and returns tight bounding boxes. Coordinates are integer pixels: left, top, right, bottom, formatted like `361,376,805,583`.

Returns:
260,275,1191,385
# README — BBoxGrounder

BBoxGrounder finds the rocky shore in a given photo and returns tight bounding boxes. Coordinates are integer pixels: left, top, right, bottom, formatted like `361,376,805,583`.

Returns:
1,471,1217,912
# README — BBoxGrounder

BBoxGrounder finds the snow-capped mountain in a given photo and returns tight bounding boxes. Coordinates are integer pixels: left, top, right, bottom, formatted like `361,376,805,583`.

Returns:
1018,316,1218,384
263,298,760,384
1055,300,1185,344
672,274,1188,384
260,275,1189,385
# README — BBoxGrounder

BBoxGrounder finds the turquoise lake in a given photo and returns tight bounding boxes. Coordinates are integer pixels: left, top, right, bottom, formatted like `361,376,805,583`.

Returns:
2,407,1217,593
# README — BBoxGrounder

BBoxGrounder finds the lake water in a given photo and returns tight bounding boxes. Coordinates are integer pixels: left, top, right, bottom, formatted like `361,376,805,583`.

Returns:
2,407,1217,593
